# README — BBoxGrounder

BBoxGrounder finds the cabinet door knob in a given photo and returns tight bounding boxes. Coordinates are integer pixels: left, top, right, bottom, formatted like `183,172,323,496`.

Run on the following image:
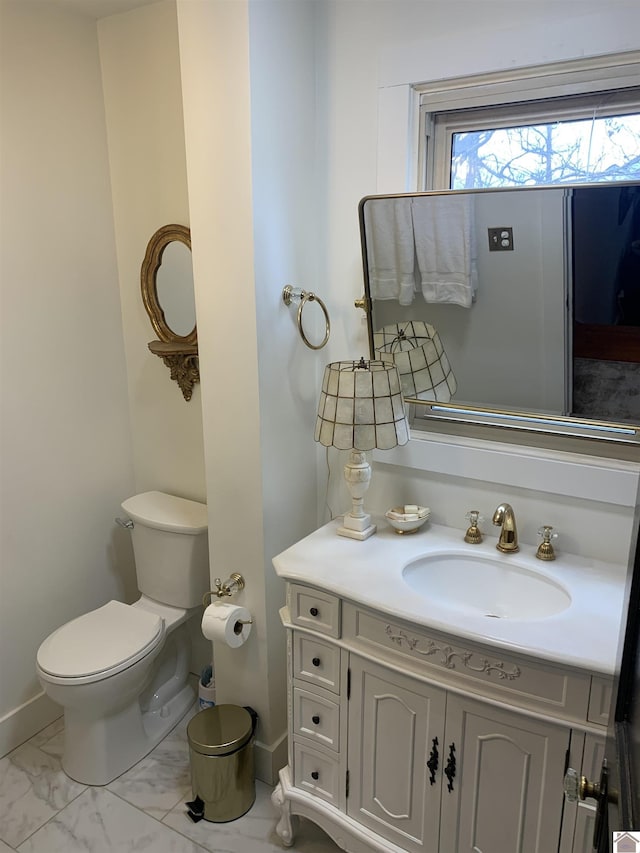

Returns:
312,715,320,725
312,657,321,667
309,607,319,617
311,771,319,780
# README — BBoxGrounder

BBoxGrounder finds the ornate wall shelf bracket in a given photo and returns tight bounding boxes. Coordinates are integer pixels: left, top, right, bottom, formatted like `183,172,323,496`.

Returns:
148,340,199,401
384,624,521,681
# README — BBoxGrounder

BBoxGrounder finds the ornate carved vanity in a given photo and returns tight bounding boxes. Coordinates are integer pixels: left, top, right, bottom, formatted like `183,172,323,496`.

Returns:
271,519,621,853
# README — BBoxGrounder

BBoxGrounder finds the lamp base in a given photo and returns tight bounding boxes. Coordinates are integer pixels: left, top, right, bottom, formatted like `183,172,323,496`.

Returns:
337,450,377,541
338,513,377,541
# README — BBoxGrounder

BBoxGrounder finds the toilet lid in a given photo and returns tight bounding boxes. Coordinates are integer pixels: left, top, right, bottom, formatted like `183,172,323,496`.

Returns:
37,601,164,679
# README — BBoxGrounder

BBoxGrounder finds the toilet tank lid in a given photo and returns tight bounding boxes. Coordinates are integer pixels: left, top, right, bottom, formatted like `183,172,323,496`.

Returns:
121,491,208,533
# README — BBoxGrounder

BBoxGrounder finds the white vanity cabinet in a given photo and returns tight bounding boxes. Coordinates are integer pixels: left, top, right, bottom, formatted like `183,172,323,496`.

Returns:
273,582,610,853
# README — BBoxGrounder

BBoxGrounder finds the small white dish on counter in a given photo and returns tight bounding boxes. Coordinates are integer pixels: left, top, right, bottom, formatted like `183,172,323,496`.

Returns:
385,504,431,534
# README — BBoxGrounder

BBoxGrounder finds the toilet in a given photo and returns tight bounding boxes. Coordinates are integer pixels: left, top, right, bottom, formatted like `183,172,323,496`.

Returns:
36,491,209,786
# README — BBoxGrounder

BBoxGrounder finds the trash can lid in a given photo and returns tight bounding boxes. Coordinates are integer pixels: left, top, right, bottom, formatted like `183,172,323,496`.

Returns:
187,705,254,756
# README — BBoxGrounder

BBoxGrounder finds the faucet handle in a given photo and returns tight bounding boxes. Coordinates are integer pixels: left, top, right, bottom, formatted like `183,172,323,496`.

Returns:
464,510,484,544
536,525,558,561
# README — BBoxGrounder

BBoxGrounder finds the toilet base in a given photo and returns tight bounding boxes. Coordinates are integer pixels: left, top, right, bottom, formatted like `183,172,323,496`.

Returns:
62,683,195,786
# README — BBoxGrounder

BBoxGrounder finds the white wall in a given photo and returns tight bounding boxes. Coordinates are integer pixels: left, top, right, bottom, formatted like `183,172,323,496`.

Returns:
177,0,322,782
248,0,325,769
0,0,136,753
98,1,206,502
98,0,210,677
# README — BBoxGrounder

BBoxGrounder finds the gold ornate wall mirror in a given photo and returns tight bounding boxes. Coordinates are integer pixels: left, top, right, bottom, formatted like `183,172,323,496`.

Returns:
141,224,199,401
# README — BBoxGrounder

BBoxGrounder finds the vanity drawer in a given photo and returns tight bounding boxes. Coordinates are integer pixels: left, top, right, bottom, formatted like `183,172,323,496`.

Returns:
293,740,342,807
342,603,592,721
293,633,341,695
587,677,612,726
293,686,340,752
289,584,341,638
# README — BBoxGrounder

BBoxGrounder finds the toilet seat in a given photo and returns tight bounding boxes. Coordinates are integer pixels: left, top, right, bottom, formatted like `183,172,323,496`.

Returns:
37,600,165,684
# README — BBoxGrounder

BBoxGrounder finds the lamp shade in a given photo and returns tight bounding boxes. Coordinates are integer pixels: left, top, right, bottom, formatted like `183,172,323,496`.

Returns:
314,358,409,451
374,321,457,402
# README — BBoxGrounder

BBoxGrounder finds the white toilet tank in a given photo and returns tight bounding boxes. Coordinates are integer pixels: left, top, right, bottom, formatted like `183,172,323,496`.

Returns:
121,491,209,609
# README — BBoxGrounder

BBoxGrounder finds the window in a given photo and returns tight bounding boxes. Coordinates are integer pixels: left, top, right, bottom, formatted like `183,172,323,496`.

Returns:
416,53,640,190
439,92,640,189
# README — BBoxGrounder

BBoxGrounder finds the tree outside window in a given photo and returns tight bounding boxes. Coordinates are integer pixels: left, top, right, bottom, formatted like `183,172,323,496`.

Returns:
450,113,640,189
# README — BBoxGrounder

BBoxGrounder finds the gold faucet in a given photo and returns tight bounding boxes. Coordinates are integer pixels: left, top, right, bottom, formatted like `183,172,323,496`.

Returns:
492,503,519,553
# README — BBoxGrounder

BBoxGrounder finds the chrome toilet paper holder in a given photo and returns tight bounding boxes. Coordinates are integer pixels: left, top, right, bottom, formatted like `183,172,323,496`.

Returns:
202,573,246,607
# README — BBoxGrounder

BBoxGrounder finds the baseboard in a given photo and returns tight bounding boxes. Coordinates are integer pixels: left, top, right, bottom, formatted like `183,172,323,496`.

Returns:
0,690,62,758
254,730,288,786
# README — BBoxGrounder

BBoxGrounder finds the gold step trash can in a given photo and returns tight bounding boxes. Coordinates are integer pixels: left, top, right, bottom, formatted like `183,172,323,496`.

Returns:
186,704,257,823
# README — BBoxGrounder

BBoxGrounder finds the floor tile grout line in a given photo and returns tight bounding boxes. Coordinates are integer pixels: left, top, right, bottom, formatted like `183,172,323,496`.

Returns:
11,784,211,853
105,782,191,824
107,785,216,853
16,713,197,845
8,781,87,852
0,739,88,851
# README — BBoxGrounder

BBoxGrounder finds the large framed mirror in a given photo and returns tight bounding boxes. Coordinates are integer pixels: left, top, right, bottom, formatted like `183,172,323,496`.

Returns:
141,224,199,401
359,183,640,444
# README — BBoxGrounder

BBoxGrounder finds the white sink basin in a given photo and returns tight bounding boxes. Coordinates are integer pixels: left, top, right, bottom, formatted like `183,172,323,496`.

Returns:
402,552,572,620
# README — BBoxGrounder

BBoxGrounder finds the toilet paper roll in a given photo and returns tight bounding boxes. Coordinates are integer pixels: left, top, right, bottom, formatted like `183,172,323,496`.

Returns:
201,601,252,648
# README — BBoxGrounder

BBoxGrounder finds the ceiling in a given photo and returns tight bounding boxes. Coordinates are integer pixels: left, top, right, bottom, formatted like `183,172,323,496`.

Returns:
51,0,159,20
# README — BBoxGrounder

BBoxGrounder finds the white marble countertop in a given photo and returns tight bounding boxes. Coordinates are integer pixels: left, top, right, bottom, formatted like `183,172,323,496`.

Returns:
272,518,628,675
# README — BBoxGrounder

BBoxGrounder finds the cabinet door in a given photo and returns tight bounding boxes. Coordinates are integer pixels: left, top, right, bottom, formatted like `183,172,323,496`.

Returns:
440,694,570,853
347,656,446,853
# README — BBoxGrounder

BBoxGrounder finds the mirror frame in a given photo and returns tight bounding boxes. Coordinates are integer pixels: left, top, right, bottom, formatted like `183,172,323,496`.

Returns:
141,224,199,401
141,223,196,345
358,190,640,446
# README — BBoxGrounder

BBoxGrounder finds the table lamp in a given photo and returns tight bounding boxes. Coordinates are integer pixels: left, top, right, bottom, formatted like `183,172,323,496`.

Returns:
314,357,409,540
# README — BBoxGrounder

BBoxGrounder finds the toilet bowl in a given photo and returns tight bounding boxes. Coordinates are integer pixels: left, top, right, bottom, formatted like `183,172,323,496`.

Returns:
36,492,209,786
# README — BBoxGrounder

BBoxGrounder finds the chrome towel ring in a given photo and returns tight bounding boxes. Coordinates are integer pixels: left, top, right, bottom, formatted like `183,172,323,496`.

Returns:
282,285,330,350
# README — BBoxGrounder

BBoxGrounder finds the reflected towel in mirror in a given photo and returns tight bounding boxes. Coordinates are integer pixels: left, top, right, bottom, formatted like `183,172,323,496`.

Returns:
364,197,416,305
411,195,478,307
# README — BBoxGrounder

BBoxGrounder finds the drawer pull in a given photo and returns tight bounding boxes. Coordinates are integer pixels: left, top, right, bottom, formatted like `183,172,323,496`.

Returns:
427,737,439,785
311,771,319,781
312,715,320,725
445,743,456,792
310,607,319,617
312,657,321,667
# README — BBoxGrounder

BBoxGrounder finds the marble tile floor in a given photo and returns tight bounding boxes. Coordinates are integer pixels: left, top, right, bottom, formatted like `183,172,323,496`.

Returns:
0,706,341,853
